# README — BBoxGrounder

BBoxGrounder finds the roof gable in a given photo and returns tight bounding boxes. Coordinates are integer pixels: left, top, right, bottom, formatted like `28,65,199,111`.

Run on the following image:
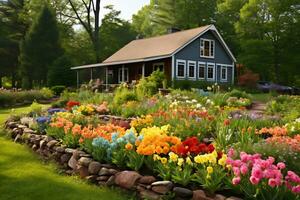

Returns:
103,25,211,64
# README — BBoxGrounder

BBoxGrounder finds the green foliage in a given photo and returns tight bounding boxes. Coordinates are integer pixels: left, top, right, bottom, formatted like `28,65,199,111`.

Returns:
113,84,137,105
19,4,63,89
0,89,53,107
51,85,66,96
47,55,75,87
136,70,166,98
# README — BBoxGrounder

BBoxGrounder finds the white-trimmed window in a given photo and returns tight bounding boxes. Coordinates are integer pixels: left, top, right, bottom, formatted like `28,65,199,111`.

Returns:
207,63,215,81
221,66,227,81
200,39,215,58
153,62,164,72
118,67,129,83
187,61,196,79
176,60,186,78
198,62,205,80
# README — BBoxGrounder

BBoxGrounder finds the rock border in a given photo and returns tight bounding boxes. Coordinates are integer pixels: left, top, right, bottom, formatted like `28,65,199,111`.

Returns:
4,120,243,200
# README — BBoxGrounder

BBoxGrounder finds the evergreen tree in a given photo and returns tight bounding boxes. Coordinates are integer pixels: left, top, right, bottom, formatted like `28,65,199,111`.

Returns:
47,54,75,86
19,4,62,89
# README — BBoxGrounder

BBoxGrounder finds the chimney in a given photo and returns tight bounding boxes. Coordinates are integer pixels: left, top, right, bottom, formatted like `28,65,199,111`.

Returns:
167,27,181,34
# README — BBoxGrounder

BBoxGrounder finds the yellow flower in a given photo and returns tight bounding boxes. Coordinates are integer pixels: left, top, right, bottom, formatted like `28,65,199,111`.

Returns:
160,157,168,165
177,158,184,166
186,157,193,165
207,166,213,174
218,154,227,167
153,154,160,161
169,152,178,162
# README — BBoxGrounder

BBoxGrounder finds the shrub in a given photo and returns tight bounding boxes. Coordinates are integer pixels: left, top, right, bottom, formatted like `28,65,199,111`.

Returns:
51,85,66,96
0,89,54,107
136,70,166,97
238,69,259,88
113,84,137,105
228,89,251,99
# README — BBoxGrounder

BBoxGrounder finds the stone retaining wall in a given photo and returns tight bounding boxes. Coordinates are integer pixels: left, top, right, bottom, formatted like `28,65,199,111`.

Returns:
4,120,242,200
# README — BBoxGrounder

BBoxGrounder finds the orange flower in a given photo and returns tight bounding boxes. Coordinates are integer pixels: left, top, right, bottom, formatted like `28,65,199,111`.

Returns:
125,143,133,150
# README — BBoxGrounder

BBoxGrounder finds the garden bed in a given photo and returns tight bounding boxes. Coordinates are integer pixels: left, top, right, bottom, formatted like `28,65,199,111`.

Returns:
5,120,241,200
3,86,300,200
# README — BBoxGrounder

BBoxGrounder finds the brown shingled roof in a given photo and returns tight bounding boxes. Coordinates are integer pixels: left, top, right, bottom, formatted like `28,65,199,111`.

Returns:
103,25,211,64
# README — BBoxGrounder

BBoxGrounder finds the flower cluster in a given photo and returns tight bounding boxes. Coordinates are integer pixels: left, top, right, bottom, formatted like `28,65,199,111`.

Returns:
175,137,214,157
130,115,153,131
257,126,288,136
75,104,95,115
266,135,300,152
66,100,80,110
136,126,181,155
227,150,300,194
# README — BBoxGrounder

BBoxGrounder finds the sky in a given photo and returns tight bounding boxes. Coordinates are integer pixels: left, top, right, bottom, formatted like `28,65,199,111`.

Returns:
100,0,150,21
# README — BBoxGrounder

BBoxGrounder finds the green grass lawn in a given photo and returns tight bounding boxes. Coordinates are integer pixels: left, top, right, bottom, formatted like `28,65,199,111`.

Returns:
0,105,130,200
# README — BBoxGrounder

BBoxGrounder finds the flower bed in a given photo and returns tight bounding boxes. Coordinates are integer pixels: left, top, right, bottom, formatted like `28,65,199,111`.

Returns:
4,91,300,200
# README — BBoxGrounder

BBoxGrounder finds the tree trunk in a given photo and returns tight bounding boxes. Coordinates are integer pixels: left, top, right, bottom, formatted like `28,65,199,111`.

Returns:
0,76,2,88
94,0,101,62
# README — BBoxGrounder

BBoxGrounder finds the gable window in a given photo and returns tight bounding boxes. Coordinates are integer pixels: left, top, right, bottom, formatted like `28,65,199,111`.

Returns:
176,60,186,78
207,63,215,81
198,62,205,79
153,63,164,72
187,61,196,79
118,67,129,83
221,66,227,81
200,39,215,58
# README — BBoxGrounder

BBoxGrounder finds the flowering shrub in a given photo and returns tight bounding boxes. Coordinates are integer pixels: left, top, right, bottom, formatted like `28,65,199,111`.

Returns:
175,136,215,157
258,126,288,137
227,150,300,199
66,100,80,110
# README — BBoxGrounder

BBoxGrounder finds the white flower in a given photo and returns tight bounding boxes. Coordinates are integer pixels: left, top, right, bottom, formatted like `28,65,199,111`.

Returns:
207,86,212,91
196,103,202,109
191,99,197,103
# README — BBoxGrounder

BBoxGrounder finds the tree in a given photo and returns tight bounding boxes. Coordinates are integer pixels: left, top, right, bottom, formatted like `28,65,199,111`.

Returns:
99,5,136,60
19,4,63,89
236,0,300,83
0,0,27,87
67,0,102,62
47,54,75,86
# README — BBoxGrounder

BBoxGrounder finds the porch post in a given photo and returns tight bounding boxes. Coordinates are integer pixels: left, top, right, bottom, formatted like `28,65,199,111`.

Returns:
142,63,145,77
105,67,108,91
76,70,79,88
122,64,125,82
232,62,235,85
90,68,93,80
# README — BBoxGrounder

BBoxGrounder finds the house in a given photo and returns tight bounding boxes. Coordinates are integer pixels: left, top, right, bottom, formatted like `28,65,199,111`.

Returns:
71,24,236,88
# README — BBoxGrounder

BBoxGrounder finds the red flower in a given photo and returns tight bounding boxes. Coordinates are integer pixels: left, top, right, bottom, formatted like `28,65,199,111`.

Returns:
224,119,231,126
176,137,215,156
66,100,80,110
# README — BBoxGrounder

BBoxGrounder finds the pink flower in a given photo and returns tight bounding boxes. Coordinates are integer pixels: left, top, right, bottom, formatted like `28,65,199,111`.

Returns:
292,185,300,194
250,176,260,185
252,167,263,179
232,177,241,185
228,148,235,158
240,164,248,175
268,178,277,187
277,162,286,170
233,167,240,176
240,152,249,162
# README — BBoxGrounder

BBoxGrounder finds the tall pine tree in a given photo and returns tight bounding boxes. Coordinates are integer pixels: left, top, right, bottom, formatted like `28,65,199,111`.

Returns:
19,4,62,89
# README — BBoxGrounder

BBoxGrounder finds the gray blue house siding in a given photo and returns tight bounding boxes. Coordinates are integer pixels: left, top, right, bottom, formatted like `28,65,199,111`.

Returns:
173,30,234,84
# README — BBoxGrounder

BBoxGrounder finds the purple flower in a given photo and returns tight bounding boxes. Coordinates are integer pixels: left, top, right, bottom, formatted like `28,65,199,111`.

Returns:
48,108,66,115
36,116,51,124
